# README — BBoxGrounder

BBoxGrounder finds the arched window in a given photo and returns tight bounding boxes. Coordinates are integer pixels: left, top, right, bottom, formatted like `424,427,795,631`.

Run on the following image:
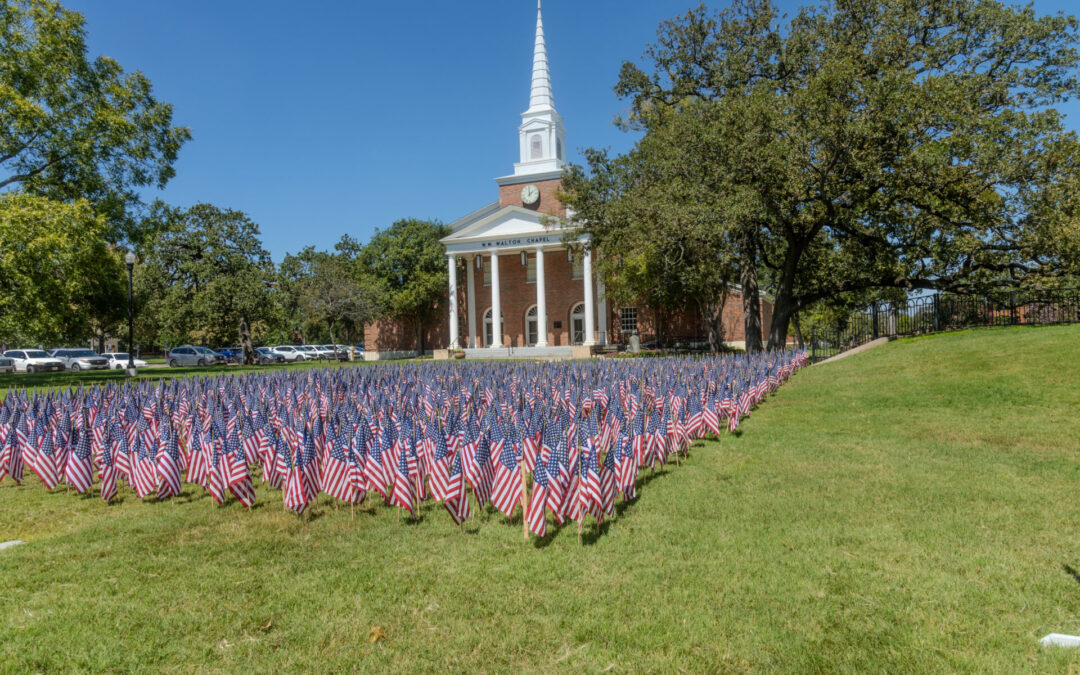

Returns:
525,305,539,346
530,134,543,160
570,302,586,346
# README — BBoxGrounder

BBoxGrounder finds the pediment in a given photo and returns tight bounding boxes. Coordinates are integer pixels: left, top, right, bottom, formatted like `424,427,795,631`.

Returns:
441,205,575,251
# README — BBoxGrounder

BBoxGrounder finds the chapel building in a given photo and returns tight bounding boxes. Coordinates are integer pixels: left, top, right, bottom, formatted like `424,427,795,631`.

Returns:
363,2,772,360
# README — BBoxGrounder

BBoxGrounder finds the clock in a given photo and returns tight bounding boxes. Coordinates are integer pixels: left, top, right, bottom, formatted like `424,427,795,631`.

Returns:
520,184,540,206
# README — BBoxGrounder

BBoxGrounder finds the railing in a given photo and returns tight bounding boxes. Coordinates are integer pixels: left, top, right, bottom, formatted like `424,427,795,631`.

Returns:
807,291,1080,362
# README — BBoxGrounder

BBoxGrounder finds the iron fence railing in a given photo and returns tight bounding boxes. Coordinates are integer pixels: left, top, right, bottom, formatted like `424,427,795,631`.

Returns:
806,291,1080,362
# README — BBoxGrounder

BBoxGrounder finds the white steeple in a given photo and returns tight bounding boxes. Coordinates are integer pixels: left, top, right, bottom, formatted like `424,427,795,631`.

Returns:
527,0,554,113
513,0,566,177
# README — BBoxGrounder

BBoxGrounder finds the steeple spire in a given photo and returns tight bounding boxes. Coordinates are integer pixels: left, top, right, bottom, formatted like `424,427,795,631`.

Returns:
527,0,555,113
509,0,566,177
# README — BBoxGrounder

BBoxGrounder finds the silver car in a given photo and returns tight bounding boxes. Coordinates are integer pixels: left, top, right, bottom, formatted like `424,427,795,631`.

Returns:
167,345,225,367
50,348,110,371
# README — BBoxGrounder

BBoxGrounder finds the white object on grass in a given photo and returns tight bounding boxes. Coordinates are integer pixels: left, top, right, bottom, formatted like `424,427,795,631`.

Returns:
0,540,25,551
1040,633,1080,647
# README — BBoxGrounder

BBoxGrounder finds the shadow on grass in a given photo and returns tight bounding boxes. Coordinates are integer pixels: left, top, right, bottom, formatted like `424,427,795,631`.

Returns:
531,467,678,548
1062,564,1080,587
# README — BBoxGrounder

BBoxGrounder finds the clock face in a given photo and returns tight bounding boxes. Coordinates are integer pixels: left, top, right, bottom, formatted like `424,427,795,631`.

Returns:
520,184,540,205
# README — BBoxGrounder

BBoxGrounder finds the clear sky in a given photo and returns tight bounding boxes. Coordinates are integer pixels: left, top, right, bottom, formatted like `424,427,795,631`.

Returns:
65,0,1080,261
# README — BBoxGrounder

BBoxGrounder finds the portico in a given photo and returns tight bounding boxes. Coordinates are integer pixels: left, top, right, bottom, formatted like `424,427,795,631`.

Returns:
440,205,604,356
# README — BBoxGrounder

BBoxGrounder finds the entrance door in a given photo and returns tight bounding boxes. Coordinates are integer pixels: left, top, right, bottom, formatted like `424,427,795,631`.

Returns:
571,302,585,345
525,306,538,346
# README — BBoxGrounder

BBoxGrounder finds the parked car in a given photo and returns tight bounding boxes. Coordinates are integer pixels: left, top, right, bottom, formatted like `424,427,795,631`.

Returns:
50,348,110,371
297,345,322,360
103,353,149,370
0,356,13,374
269,345,307,362
314,344,339,360
252,347,283,364
328,344,351,361
3,349,65,373
214,346,243,364
166,345,227,367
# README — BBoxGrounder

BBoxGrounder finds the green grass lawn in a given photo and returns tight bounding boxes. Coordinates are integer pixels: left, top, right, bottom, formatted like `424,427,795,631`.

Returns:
3,325,1080,672
0,358,368,398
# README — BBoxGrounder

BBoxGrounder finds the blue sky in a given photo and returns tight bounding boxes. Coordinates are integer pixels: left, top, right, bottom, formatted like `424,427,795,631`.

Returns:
66,0,1080,261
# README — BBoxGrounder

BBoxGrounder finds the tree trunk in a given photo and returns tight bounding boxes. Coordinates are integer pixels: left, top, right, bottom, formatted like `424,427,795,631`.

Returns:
767,245,803,351
239,317,255,365
653,304,665,348
697,294,727,353
740,229,763,353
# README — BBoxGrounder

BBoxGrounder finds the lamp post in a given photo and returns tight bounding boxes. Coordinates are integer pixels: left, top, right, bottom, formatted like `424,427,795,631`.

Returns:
124,251,137,377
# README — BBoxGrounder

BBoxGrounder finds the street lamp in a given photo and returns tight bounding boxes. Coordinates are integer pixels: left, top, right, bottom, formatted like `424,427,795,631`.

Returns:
124,251,137,377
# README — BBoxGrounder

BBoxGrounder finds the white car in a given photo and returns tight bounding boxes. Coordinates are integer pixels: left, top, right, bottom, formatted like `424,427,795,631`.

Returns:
270,345,307,362
297,345,322,360
103,353,148,370
3,349,66,373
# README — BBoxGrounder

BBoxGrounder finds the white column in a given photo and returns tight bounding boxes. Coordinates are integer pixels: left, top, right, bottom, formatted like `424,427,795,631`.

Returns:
598,270,608,346
535,247,548,347
466,255,477,349
490,251,502,348
447,254,459,349
583,246,596,346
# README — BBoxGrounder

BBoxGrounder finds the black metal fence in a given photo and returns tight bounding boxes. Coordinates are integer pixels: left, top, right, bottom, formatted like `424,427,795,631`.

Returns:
806,291,1080,362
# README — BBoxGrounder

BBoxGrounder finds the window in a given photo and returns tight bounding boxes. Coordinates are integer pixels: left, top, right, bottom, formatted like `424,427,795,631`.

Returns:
530,134,543,159
571,254,584,279
620,307,638,334
556,137,563,160
526,255,536,283
483,263,491,286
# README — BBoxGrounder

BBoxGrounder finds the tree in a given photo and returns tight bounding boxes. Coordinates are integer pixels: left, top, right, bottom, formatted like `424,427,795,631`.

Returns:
134,203,276,363
563,101,739,352
279,244,378,347
0,0,190,243
361,218,450,352
577,0,1080,350
0,193,124,345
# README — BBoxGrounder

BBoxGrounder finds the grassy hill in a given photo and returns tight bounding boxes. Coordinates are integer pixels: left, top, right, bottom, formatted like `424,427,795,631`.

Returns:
2,325,1080,672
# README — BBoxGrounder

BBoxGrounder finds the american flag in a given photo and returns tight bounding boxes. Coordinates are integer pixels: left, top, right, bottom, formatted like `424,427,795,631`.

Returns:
490,431,522,518
525,449,549,537
64,427,94,494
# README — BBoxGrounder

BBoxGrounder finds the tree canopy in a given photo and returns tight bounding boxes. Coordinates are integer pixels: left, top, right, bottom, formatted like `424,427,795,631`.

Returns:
0,0,190,242
0,193,123,346
134,203,276,357
361,218,450,351
564,0,1080,350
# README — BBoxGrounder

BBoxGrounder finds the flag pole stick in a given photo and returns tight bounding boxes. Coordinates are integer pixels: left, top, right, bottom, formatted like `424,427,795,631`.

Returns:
519,451,529,542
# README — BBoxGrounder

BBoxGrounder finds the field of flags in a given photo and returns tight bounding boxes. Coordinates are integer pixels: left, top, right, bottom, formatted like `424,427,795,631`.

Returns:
0,350,808,539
